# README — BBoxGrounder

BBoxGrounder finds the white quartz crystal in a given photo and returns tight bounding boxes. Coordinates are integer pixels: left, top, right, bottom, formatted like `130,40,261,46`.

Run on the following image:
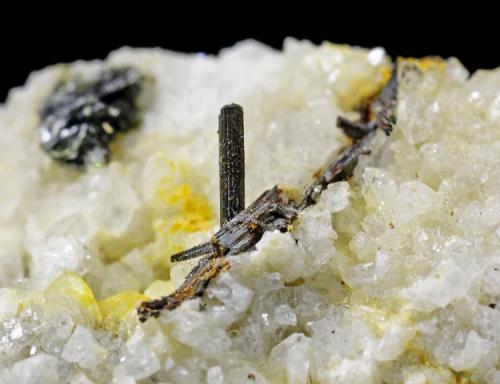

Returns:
0,289,20,318
270,333,311,384
206,366,224,384
5,354,60,383
0,39,499,383
61,326,109,369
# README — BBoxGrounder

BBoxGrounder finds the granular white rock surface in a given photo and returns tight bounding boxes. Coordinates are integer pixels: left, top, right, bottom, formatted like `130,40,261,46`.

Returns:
0,39,499,383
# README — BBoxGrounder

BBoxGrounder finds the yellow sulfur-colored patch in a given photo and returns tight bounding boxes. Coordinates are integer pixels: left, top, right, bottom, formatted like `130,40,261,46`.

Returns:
30,272,157,334
98,290,147,333
158,184,214,234
379,65,393,86
45,271,102,325
320,42,393,110
152,162,216,269
346,65,393,109
399,56,446,72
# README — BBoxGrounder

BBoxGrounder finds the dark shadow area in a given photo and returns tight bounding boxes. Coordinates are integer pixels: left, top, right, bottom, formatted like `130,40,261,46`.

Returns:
1,9,497,102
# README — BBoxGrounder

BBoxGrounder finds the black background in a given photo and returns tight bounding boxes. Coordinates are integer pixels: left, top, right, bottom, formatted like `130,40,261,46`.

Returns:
1,8,497,102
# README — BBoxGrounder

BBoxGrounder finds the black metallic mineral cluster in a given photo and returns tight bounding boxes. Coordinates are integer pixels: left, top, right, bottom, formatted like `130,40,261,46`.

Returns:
39,67,144,168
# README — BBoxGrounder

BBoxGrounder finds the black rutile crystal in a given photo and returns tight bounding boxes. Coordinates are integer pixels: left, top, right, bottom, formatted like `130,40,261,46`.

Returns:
138,64,399,321
218,104,245,226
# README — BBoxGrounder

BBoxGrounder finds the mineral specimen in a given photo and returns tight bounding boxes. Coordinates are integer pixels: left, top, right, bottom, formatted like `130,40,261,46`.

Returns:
138,66,397,320
39,67,144,167
0,40,499,384
138,186,298,320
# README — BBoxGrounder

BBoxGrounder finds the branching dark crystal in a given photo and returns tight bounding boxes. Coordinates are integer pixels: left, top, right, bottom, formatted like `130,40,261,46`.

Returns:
138,65,399,322
39,67,144,168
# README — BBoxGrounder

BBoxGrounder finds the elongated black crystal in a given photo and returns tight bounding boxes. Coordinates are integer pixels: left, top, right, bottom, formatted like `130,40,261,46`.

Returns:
218,104,245,226
39,67,143,168
138,66,399,321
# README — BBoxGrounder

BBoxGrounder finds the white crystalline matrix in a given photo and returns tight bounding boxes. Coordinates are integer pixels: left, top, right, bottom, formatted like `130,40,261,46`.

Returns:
0,39,499,383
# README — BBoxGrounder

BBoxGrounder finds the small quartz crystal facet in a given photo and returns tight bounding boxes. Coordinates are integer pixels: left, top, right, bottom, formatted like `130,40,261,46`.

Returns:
39,67,144,167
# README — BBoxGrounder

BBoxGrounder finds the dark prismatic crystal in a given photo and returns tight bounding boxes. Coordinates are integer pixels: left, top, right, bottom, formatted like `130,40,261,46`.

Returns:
138,67,399,322
39,67,144,168
218,104,245,226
